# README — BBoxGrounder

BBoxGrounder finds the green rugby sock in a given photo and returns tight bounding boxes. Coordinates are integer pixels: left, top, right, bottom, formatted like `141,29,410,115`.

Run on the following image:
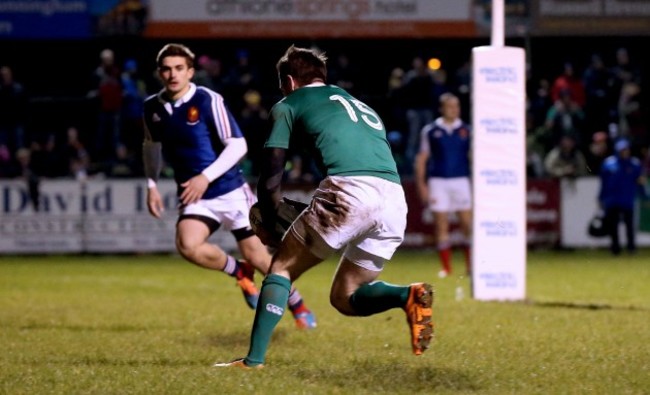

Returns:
349,281,410,316
245,274,291,366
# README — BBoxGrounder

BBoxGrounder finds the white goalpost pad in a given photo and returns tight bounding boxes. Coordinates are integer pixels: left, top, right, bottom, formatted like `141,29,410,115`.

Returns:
471,46,527,301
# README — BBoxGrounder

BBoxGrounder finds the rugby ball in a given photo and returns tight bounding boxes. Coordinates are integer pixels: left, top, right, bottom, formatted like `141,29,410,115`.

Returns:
249,199,308,246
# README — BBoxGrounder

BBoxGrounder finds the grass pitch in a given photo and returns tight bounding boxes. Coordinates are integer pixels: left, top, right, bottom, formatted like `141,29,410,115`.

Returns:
1,249,649,395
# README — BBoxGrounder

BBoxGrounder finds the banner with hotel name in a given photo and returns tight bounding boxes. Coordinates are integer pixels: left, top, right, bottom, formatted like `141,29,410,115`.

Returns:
144,0,476,38
532,0,650,35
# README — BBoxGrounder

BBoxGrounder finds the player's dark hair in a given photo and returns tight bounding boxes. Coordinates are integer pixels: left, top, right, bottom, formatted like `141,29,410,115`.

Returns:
439,92,459,105
276,45,327,87
156,43,195,69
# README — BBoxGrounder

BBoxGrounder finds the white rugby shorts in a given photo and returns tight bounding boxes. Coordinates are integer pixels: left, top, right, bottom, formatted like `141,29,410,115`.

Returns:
179,183,256,230
290,175,407,271
427,176,472,212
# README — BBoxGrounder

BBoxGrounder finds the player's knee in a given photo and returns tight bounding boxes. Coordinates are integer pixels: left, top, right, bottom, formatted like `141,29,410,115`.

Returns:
329,292,355,316
175,238,198,262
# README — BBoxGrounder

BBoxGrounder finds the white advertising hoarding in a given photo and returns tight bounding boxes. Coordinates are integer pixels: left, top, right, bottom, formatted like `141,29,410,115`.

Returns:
2,178,645,255
150,0,472,21
1,180,184,254
0,179,318,254
471,46,527,301
0,180,84,253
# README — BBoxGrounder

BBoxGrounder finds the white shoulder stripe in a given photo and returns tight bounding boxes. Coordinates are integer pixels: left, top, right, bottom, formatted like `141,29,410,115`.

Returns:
204,88,231,140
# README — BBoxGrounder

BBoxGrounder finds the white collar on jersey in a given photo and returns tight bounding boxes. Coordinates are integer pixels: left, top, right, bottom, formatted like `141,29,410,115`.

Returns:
177,82,197,105
304,82,326,88
158,83,197,113
434,117,463,134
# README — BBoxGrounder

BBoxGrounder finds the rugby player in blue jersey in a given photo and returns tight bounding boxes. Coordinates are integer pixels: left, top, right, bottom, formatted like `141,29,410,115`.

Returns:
414,92,472,278
142,43,315,329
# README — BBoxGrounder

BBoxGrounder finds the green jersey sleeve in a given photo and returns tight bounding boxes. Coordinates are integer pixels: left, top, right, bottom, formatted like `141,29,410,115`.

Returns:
265,101,293,149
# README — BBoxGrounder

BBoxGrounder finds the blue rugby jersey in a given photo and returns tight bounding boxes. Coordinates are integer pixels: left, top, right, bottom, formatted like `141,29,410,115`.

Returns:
143,83,245,199
421,117,471,178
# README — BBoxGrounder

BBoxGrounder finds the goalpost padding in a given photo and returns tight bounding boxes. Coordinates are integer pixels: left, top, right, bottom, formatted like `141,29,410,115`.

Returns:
471,46,527,301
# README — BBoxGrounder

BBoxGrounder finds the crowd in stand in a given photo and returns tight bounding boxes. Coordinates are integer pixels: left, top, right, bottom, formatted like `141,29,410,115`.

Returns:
0,44,647,185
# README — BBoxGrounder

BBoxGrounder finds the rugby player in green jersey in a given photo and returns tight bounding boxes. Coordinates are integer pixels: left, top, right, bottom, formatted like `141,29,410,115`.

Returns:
215,45,434,369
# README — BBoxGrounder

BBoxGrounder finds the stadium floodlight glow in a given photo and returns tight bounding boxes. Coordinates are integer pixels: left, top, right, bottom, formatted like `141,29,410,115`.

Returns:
470,0,527,301
427,57,442,71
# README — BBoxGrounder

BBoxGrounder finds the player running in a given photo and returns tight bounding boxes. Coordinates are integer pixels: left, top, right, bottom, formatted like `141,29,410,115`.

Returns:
215,45,434,369
142,43,316,329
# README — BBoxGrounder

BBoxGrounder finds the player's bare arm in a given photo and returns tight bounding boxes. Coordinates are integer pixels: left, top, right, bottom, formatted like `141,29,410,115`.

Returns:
142,133,163,180
257,146,288,241
142,129,164,218
414,151,430,204
146,186,164,218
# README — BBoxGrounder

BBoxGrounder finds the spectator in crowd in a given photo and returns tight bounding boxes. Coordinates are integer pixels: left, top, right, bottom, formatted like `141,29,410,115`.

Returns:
225,48,262,114
193,54,226,93
414,92,472,278
550,61,585,108
582,53,612,133
381,66,409,174
544,88,586,150
585,131,610,176
62,126,91,180
452,60,472,123
15,147,40,211
0,144,13,178
617,81,646,152
238,89,269,177
642,145,650,179
29,133,64,178
328,52,360,96
88,48,123,162
609,47,641,103
401,56,437,173
430,69,451,116
528,77,553,130
387,130,408,174
598,138,645,255
120,58,148,156
0,65,27,153
526,114,547,179
544,134,588,179
108,143,137,178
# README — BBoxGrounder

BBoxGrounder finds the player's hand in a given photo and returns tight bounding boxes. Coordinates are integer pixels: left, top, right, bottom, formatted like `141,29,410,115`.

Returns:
250,198,307,248
180,174,209,205
147,187,164,218
250,203,283,248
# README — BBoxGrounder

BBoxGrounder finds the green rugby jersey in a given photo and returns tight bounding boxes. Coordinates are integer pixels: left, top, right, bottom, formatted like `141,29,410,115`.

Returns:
266,84,400,184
